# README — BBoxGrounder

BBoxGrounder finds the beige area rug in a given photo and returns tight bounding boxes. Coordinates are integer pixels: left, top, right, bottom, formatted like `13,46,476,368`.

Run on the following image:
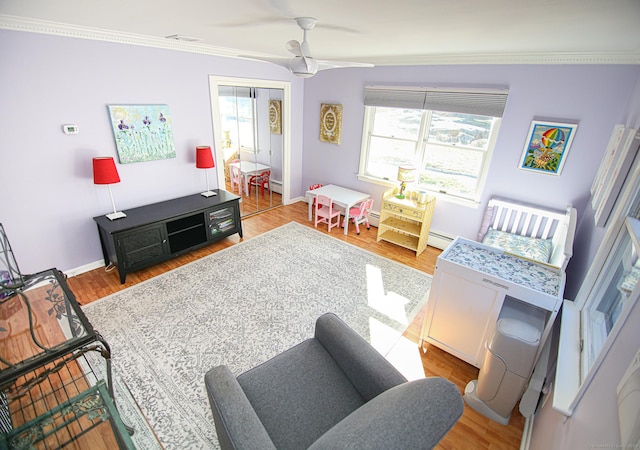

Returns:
83,222,432,449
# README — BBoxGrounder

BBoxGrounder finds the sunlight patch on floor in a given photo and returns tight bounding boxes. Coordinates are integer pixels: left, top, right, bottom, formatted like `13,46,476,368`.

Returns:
385,334,427,381
368,316,403,354
366,264,410,326
367,317,425,380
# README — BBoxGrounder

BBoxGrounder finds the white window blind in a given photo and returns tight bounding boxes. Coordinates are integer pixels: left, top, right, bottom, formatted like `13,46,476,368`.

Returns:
364,86,509,117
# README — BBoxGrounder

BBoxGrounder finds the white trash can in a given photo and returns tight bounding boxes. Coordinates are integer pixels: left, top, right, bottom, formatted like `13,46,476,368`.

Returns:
463,317,543,425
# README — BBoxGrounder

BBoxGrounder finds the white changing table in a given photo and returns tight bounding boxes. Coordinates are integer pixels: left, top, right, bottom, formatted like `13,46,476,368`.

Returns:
420,237,564,368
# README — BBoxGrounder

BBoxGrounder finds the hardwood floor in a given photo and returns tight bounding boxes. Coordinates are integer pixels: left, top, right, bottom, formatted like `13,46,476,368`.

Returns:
69,201,525,449
225,177,283,217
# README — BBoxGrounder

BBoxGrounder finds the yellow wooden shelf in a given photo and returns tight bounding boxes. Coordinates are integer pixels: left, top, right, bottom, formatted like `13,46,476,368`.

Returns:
380,217,422,237
379,230,419,251
376,189,436,257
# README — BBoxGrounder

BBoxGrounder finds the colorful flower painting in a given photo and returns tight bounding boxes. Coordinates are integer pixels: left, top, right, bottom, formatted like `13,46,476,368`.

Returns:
108,104,176,163
519,121,577,175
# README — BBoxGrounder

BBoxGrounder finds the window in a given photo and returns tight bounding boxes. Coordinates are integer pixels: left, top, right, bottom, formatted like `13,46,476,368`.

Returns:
554,146,640,417
359,87,508,202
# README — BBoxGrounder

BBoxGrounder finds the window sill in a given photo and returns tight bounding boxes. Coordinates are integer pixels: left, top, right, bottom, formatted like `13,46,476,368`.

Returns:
553,299,581,416
356,174,396,189
356,174,481,208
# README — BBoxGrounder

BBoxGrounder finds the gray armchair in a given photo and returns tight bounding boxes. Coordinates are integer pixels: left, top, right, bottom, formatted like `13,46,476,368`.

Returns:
205,313,463,449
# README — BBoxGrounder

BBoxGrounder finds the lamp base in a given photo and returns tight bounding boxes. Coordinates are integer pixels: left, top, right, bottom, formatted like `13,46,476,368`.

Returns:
201,190,217,197
106,211,127,221
396,181,408,199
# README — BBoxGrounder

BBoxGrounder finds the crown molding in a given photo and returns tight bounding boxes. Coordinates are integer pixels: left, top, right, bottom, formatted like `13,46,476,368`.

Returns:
2,14,639,66
0,14,244,58
367,51,640,66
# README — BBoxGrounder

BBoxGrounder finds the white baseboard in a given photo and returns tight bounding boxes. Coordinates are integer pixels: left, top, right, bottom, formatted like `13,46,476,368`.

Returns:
520,416,534,450
64,260,105,278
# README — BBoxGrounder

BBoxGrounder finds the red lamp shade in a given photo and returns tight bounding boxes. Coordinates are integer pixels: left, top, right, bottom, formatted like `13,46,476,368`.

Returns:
196,146,215,169
93,157,121,185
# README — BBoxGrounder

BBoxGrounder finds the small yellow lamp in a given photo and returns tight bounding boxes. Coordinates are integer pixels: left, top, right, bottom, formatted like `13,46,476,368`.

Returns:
396,165,416,199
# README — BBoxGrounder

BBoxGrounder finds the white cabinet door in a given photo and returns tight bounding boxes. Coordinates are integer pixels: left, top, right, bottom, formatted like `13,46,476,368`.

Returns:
424,269,504,367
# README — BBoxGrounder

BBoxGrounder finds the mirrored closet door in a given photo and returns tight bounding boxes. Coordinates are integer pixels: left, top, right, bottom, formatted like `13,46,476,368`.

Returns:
210,77,288,217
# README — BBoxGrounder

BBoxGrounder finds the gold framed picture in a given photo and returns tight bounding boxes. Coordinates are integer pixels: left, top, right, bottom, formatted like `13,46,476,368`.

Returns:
269,100,282,134
320,103,342,144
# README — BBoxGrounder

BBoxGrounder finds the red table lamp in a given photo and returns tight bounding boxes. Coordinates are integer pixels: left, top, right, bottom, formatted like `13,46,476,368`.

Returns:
93,157,127,220
196,146,217,197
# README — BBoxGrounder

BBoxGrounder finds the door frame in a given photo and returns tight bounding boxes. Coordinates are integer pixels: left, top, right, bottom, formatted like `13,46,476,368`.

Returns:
208,76,291,206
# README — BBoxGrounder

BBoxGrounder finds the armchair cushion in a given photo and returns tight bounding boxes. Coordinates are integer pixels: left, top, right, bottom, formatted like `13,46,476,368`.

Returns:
309,377,464,450
237,338,366,449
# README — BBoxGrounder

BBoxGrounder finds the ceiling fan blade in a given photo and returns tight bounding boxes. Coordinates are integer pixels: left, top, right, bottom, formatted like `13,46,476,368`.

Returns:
286,40,303,56
317,60,375,71
238,55,291,68
302,55,312,73
211,17,289,28
300,37,311,57
241,17,369,78
266,0,294,18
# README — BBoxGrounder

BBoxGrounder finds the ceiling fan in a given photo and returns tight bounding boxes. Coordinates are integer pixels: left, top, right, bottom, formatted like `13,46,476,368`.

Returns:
245,17,373,78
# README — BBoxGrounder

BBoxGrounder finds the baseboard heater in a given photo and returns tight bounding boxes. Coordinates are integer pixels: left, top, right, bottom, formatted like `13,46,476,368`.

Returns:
270,180,283,194
368,211,454,250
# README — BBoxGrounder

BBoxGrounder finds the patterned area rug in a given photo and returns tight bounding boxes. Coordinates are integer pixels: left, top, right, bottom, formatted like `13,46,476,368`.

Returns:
82,222,432,449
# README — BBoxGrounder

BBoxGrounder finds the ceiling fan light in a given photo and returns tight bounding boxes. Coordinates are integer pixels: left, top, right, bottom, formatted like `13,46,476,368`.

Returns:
290,56,318,77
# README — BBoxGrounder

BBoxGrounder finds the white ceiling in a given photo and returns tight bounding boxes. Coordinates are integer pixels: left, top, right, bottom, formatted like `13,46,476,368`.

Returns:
2,0,640,66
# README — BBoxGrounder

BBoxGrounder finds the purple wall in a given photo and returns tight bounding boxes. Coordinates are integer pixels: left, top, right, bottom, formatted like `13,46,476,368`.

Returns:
2,27,639,296
302,64,640,297
0,30,303,274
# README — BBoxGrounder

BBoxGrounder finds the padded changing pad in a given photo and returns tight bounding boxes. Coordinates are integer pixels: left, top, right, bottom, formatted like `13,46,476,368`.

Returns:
482,228,553,264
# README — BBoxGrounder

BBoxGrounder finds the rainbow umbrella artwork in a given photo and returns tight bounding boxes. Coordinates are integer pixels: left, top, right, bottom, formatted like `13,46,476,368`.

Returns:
521,122,576,174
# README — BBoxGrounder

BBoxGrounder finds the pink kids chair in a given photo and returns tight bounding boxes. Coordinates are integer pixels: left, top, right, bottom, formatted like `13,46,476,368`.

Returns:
343,198,374,235
229,160,244,194
314,194,341,232
309,184,323,213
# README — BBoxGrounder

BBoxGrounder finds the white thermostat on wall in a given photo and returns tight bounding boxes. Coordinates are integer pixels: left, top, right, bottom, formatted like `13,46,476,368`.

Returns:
62,124,79,135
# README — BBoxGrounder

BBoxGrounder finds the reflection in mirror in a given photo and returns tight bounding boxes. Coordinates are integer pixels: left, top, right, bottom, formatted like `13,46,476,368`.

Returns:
218,86,284,217
583,216,640,377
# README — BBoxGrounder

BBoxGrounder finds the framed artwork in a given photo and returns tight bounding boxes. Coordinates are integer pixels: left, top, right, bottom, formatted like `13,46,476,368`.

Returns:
519,120,577,175
269,100,282,134
320,103,342,144
108,104,176,164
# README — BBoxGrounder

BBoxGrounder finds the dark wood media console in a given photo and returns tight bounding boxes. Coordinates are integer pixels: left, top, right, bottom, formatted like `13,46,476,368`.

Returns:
93,190,242,283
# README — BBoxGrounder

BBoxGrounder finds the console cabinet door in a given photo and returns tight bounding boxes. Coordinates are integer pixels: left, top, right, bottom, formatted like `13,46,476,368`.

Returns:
207,204,241,239
423,268,504,367
117,224,168,271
